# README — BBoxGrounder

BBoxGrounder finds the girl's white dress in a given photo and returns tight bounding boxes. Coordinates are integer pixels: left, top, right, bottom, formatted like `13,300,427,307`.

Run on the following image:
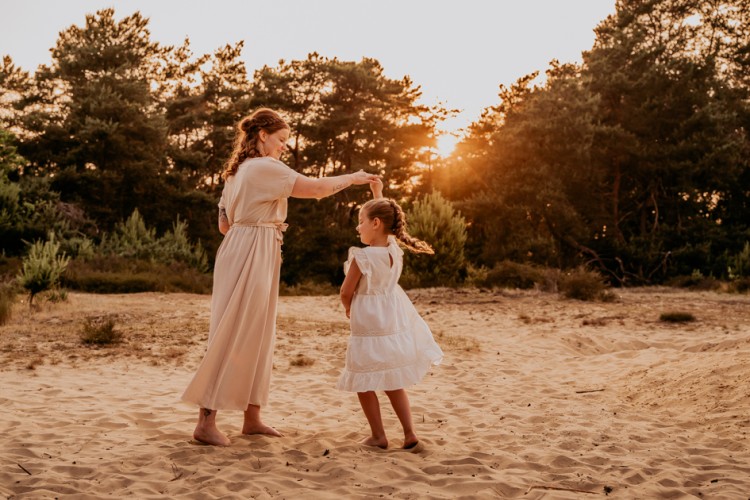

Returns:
337,236,443,392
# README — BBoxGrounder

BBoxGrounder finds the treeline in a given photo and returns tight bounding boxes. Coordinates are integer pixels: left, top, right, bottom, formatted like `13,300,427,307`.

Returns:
2,0,750,291
430,0,750,285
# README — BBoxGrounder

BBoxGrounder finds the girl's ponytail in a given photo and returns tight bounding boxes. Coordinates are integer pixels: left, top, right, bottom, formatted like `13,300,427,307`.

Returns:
362,199,434,255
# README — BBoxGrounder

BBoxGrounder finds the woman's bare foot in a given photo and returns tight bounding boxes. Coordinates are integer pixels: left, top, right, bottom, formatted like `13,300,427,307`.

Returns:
193,408,230,446
241,423,283,437
361,436,388,449
242,404,282,437
193,426,230,446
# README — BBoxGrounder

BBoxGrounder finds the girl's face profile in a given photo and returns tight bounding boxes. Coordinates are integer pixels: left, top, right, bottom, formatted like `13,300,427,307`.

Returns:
356,208,380,245
260,128,290,159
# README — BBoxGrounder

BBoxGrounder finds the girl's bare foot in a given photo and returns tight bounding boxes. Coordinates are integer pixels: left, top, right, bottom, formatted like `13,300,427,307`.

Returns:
193,426,230,446
242,423,283,437
402,431,418,449
361,436,388,449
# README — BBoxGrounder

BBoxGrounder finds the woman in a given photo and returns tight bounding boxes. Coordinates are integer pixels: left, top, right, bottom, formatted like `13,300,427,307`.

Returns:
182,108,378,446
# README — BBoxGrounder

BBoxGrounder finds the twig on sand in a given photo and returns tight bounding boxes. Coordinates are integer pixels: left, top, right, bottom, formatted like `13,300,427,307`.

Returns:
169,463,182,481
575,388,605,394
18,463,32,475
525,485,599,495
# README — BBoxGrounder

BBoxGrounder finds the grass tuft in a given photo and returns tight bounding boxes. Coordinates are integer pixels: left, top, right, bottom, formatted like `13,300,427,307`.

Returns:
659,311,696,323
435,330,480,352
289,353,316,367
80,316,123,345
559,267,608,301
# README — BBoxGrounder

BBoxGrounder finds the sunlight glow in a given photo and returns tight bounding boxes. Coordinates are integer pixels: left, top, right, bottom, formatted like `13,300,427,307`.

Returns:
436,134,459,158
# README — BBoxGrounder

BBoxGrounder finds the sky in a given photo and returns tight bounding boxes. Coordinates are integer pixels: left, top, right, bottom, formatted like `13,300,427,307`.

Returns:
2,0,617,154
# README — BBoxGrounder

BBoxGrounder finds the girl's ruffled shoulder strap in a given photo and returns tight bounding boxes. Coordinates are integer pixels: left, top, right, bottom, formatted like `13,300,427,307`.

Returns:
387,235,404,259
344,246,371,276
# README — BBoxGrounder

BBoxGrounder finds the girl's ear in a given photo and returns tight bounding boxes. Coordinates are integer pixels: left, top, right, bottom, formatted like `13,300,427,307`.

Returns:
259,130,267,142
371,217,382,229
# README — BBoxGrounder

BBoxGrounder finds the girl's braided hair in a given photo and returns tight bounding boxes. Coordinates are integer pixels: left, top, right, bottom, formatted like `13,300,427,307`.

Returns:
222,108,289,180
361,198,434,254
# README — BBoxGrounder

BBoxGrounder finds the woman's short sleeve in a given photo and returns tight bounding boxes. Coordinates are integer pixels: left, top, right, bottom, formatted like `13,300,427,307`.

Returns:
257,158,302,199
344,247,371,276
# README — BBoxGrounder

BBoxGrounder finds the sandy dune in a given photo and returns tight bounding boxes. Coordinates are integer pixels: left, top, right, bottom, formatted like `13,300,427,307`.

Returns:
1,288,749,498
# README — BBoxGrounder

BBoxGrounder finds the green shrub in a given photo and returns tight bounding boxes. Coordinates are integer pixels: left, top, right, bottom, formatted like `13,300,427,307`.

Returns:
61,236,96,260
100,209,157,260
478,260,543,289
729,242,750,279
659,311,696,323
558,267,608,301
17,233,70,305
99,210,208,272
666,270,721,291
80,316,122,345
155,218,209,272
403,192,467,287
62,257,212,294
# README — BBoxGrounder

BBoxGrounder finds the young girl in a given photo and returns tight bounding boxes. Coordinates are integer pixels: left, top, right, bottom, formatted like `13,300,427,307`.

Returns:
338,179,443,450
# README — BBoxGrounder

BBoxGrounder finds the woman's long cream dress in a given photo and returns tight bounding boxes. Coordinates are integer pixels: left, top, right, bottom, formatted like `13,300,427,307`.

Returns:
182,157,300,411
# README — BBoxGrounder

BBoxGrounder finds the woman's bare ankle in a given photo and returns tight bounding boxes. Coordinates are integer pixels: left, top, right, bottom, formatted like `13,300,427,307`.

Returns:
193,425,230,446
241,422,282,436
361,435,388,449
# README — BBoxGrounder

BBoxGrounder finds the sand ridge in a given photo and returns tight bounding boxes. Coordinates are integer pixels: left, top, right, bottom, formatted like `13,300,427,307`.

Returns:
1,288,749,498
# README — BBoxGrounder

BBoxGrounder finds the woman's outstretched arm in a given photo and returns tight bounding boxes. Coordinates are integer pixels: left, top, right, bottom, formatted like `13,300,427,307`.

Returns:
291,170,379,199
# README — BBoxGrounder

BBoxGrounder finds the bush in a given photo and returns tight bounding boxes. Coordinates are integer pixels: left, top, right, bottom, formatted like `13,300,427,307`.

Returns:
100,208,157,259
155,218,209,272
729,277,750,293
728,242,750,279
100,210,208,272
475,261,543,289
558,267,608,301
80,316,122,345
403,192,467,287
62,257,212,294
17,233,70,305
666,270,721,291
659,311,696,323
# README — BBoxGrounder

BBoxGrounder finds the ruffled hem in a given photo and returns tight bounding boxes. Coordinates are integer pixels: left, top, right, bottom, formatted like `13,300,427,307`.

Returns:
336,351,443,392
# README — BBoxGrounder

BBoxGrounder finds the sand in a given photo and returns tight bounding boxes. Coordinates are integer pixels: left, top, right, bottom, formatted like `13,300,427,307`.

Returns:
1,288,749,499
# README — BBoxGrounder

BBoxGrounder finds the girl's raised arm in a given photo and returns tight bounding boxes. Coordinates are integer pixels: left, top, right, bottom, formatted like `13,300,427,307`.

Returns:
370,177,384,199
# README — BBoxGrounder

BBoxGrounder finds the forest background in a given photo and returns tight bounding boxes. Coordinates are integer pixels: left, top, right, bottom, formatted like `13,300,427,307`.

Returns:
1,0,749,298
